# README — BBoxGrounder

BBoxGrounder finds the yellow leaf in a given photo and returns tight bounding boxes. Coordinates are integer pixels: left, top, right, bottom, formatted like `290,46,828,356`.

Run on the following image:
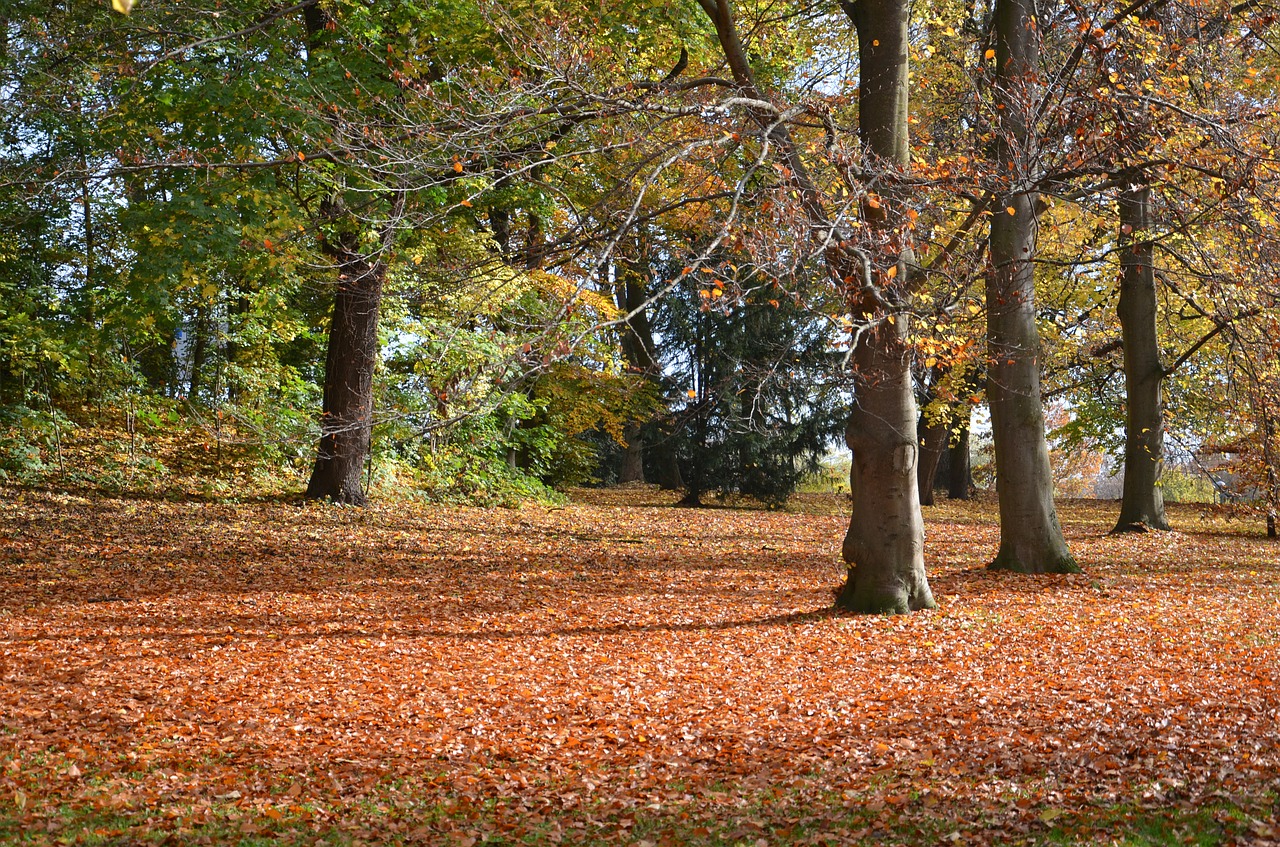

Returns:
112,0,133,13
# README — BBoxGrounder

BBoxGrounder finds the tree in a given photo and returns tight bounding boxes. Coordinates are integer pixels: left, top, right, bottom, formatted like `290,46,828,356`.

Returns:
984,0,1079,573
654,269,844,508
682,0,934,611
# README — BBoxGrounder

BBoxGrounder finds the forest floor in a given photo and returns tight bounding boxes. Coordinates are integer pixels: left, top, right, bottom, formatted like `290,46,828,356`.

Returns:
1,486,1279,846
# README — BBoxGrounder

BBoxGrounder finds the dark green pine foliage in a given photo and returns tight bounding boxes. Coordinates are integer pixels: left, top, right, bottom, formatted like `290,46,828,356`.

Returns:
656,280,845,508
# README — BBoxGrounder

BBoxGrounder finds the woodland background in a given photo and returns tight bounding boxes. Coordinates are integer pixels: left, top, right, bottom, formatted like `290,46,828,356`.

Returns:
3,0,1280,844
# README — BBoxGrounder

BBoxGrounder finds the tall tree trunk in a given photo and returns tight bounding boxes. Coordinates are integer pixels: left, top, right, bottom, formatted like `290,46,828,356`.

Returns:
985,0,1078,573
614,258,661,485
839,320,933,612
949,423,972,500
1113,178,1169,532
696,0,932,610
302,5,402,505
946,366,981,499
305,217,387,506
834,0,934,613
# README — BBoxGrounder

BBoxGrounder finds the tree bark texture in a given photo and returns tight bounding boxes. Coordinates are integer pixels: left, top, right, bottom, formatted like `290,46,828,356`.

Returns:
985,0,1078,573
839,322,934,612
1113,180,1169,532
696,0,932,610
835,0,934,613
304,205,388,506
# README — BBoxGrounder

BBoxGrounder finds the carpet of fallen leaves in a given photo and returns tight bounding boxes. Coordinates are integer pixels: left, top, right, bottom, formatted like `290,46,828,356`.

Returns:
2,486,1279,846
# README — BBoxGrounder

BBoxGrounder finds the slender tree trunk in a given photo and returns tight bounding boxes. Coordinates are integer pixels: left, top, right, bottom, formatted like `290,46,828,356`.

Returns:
985,0,1078,573
917,412,948,506
1113,179,1169,532
949,418,972,500
1262,408,1278,539
615,260,660,485
305,227,386,506
834,0,934,613
188,303,209,400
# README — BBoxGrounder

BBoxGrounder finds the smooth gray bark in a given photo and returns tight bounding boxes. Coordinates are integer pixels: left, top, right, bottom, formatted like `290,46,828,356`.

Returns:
835,0,934,612
696,0,932,611
986,0,1079,573
1114,179,1170,532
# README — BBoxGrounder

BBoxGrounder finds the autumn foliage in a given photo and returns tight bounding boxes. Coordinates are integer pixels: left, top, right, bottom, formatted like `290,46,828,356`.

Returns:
2,488,1278,845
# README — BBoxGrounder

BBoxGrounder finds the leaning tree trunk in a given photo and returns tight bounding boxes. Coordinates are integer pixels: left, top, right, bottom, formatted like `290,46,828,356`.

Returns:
305,219,387,506
834,0,934,613
986,0,1078,572
1113,178,1170,532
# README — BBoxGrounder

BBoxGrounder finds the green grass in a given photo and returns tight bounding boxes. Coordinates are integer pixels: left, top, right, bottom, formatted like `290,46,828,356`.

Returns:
1,765,1270,847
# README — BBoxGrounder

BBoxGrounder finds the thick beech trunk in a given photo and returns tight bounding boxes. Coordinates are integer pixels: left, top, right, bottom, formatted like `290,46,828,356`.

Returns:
1113,180,1170,532
697,0,932,610
839,323,934,612
305,241,385,506
986,0,1078,572
834,0,934,613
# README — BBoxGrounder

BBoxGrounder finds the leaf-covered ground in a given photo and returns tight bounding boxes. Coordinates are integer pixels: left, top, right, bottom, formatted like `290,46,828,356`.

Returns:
2,487,1278,846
